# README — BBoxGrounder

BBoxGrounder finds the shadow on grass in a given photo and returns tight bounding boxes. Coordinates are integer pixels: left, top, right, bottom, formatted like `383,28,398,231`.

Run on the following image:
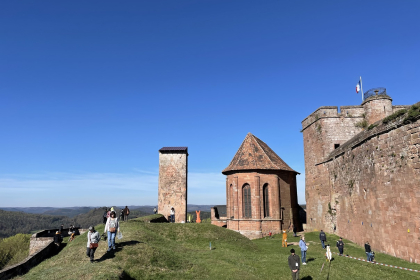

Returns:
118,240,142,247
301,277,313,280
119,270,136,280
307,257,315,262
96,241,142,262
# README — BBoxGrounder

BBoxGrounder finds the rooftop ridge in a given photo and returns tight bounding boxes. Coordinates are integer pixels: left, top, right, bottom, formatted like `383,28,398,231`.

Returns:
222,133,297,174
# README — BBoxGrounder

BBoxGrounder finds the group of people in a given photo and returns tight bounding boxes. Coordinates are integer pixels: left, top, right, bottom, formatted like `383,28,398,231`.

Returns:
88,208,122,263
54,224,77,247
288,230,375,280
103,206,130,224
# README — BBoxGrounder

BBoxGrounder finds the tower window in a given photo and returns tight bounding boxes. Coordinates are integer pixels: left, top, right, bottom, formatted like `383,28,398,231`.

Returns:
334,144,340,149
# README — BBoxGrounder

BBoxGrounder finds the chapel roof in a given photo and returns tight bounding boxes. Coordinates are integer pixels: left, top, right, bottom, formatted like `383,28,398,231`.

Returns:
222,133,297,174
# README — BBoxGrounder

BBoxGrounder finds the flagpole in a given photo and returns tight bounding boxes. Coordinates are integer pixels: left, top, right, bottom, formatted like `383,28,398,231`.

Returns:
360,76,364,102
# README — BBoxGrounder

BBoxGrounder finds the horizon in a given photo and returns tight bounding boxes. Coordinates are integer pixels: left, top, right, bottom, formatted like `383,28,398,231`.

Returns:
1,1,419,207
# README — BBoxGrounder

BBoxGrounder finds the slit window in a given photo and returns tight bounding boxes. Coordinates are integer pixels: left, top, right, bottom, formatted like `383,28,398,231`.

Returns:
334,144,340,149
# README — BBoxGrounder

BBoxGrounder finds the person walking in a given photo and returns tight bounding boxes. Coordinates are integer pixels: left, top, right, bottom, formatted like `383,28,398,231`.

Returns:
86,226,100,263
299,236,308,265
119,209,124,221
319,230,327,249
104,211,120,251
365,241,373,261
336,237,344,256
170,207,175,223
103,207,108,224
123,206,130,222
288,248,300,280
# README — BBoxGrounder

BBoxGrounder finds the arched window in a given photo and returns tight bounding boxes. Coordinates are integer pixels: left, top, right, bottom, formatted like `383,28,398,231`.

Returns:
243,184,251,218
263,184,270,217
230,184,234,218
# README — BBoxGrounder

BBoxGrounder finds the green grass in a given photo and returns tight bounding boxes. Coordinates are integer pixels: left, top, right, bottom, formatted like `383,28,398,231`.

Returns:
13,215,420,280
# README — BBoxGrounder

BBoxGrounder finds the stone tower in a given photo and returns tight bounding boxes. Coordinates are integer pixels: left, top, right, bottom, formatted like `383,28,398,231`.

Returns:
221,133,300,239
362,94,393,124
158,147,188,223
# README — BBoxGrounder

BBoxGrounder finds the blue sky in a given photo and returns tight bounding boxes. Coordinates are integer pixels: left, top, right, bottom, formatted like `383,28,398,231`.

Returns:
1,1,419,207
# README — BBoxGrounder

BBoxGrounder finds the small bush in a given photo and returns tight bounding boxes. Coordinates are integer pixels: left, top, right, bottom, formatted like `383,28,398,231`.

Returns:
383,109,407,124
355,119,368,129
368,124,377,130
403,103,420,124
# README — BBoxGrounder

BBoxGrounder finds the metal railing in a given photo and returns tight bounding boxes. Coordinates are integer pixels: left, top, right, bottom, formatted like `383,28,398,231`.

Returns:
363,87,387,100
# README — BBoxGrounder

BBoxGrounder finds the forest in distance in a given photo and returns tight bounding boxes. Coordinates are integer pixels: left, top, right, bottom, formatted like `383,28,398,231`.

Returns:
0,205,213,238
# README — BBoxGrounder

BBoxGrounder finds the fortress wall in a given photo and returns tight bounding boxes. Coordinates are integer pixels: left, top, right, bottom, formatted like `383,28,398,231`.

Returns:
303,114,363,231
313,117,420,263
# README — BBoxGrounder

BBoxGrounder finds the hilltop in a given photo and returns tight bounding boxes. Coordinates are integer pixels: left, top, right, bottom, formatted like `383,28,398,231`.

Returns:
12,215,420,280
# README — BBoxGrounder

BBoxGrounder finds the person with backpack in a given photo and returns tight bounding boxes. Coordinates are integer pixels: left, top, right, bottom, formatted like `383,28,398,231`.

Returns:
104,211,120,251
319,230,327,249
87,226,100,263
123,206,130,222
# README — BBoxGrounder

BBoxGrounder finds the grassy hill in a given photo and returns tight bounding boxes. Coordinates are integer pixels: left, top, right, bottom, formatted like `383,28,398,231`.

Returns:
11,215,420,280
0,234,31,270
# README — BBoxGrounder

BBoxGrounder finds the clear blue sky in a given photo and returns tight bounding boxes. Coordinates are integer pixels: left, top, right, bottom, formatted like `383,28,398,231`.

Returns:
1,1,419,207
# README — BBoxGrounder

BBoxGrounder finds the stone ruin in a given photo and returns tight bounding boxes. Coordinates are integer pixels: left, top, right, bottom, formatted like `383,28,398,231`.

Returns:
158,147,188,223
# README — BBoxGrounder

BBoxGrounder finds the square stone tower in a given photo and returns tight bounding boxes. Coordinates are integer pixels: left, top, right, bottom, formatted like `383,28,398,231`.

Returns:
158,147,188,223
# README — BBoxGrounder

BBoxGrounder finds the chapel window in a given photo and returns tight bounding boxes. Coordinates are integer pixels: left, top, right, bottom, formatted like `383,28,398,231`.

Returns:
230,184,234,218
243,184,251,218
263,184,270,217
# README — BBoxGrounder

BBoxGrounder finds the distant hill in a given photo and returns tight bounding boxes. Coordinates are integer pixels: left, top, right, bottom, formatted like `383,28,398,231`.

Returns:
0,204,214,217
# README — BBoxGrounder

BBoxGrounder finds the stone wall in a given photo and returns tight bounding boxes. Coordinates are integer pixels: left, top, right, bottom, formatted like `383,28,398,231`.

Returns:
304,105,420,263
158,148,188,223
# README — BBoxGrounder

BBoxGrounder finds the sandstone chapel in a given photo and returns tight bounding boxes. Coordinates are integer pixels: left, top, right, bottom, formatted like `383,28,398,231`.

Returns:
211,133,301,239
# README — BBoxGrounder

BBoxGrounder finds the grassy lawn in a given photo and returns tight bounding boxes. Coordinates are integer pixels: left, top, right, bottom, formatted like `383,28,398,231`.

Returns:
13,215,420,280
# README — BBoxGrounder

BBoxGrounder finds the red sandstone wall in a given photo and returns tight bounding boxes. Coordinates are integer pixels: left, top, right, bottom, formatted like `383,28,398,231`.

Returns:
328,119,420,263
306,114,420,263
224,171,298,239
302,108,364,231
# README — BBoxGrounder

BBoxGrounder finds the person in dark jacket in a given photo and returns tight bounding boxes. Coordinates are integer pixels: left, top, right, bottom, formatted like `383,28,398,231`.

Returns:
293,224,297,237
54,231,62,247
319,230,327,249
336,237,344,255
288,248,300,280
103,207,108,224
123,206,130,222
365,241,373,261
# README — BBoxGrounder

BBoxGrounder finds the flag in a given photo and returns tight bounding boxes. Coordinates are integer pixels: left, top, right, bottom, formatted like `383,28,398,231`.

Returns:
356,77,362,94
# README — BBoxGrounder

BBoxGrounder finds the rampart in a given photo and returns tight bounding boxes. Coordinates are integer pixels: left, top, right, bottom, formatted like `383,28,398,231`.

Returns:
0,228,85,280
302,98,420,264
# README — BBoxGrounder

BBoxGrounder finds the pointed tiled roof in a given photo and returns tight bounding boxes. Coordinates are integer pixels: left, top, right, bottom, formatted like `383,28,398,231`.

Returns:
222,133,297,174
